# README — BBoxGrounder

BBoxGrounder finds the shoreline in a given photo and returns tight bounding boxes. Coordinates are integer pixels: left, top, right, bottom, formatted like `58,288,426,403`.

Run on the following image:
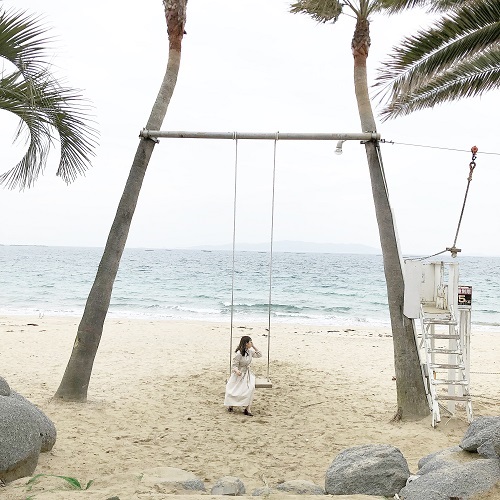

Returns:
1,310,499,333
1,315,499,498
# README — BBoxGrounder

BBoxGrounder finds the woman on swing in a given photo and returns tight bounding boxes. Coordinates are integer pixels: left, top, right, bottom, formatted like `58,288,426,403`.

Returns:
224,335,262,416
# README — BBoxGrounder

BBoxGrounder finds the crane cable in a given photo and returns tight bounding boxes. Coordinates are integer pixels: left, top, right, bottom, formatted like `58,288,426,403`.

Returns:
407,146,478,261
447,146,478,257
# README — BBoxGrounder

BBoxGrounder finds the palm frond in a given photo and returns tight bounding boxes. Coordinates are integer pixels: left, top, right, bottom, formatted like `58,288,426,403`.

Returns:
377,0,474,15
375,0,500,115
290,0,343,24
380,23,499,96
0,70,98,189
0,7,98,190
359,0,381,18
0,72,51,188
0,8,51,79
379,47,500,119
48,87,98,184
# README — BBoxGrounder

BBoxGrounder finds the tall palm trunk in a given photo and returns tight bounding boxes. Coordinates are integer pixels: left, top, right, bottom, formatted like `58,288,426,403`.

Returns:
352,16,429,418
55,1,187,402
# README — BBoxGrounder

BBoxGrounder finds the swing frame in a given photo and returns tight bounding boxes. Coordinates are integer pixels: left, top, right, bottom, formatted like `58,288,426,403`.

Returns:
140,129,382,387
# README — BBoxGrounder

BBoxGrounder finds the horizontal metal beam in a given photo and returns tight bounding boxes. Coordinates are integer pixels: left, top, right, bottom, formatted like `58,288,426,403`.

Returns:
140,129,381,141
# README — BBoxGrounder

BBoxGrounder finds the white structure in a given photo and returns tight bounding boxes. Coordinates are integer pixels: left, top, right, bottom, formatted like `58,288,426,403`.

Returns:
404,260,472,427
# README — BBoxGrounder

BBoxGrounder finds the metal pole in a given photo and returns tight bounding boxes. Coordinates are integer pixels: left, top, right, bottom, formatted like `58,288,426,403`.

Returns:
140,129,381,142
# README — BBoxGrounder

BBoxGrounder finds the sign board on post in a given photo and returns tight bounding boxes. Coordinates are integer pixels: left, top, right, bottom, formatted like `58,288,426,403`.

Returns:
458,286,472,306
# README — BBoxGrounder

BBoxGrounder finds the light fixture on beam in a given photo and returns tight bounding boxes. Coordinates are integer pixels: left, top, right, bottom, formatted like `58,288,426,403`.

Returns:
335,140,346,155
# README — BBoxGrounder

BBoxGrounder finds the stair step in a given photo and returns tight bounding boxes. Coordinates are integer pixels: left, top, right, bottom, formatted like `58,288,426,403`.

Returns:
434,395,471,402
429,363,465,370
426,334,460,340
423,320,458,326
431,379,468,385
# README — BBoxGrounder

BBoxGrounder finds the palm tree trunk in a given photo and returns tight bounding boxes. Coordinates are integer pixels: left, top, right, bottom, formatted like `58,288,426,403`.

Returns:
55,2,187,401
352,16,429,419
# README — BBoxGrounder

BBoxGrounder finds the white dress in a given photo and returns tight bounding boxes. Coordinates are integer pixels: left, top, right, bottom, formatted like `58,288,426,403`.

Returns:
224,347,262,407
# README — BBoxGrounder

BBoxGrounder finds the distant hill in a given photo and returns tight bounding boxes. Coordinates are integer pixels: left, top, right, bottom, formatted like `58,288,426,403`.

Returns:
187,241,380,254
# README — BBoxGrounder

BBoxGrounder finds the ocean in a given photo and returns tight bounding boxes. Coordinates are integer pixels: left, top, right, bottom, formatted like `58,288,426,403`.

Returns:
0,245,499,330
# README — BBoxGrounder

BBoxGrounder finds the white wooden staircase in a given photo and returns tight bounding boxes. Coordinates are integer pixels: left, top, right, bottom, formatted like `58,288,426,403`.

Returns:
418,303,473,427
404,260,473,427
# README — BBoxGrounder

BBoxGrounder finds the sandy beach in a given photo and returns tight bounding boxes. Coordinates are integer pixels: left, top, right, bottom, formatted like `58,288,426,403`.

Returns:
1,315,499,498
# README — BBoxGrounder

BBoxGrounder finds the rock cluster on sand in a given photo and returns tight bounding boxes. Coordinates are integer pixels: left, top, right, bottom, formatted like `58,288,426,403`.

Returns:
0,375,56,483
136,419,499,499
2,375,498,500
249,421,500,499
90,431,498,500
399,416,500,500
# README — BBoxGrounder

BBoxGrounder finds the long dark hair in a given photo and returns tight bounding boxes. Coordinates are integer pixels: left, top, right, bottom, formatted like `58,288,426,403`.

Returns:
235,336,252,356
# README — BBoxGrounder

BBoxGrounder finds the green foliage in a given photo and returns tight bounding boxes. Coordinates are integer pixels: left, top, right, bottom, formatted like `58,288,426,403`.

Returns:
26,473,94,491
378,0,477,14
0,7,98,190
375,0,500,118
289,0,343,23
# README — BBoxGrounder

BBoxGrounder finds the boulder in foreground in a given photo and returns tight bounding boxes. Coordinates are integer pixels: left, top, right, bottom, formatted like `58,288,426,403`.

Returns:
399,458,500,500
10,391,57,453
0,397,42,483
460,416,500,459
325,443,410,496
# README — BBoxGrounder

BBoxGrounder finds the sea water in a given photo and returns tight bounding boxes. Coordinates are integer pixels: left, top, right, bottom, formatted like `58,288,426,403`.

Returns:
0,245,498,330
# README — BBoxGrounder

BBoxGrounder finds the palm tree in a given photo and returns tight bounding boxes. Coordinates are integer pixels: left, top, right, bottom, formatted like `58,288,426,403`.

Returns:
0,7,97,190
290,0,430,419
376,0,500,119
54,0,188,401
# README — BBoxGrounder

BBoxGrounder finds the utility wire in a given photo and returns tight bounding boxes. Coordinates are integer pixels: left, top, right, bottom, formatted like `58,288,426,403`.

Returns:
403,147,478,262
381,140,500,156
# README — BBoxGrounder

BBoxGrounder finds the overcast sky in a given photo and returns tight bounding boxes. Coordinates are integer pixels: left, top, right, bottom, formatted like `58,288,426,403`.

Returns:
1,0,499,257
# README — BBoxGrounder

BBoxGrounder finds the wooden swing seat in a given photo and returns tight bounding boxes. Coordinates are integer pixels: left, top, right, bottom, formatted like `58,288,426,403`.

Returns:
255,378,273,389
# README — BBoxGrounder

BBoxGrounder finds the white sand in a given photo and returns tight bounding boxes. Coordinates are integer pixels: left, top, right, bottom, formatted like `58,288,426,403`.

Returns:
1,315,499,499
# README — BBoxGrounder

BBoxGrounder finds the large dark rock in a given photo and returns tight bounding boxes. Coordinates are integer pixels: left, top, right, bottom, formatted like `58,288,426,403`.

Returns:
0,397,42,483
399,458,500,500
0,376,10,396
460,416,500,459
417,446,480,474
325,444,410,496
10,391,56,452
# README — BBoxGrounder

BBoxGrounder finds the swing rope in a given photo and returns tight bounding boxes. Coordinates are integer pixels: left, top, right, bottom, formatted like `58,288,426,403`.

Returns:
228,133,277,381
229,134,238,376
407,146,478,261
266,135,278,380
